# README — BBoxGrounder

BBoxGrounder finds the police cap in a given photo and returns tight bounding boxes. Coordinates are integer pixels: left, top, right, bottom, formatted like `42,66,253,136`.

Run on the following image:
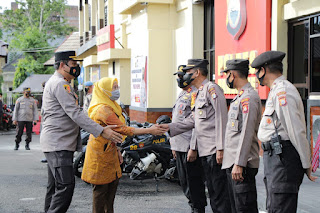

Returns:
182,59,209,71
222,59,249,76
251,51,285,68
23,87,31,92
55,51,83,62
173,65,186,75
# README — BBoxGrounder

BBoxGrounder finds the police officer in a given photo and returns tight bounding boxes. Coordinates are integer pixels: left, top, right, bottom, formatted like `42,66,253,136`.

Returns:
171,65,207,213
221,59,261,213
40,51,123,213
83,81,93,113
159,59,231,213
252,51,317,213
13,87,38,150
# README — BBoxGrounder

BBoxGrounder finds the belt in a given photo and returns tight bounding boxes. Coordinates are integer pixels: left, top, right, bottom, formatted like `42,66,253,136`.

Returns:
261,140,292,152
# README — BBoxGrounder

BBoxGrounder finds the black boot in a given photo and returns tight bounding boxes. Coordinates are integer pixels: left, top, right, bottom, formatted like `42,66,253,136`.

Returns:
25,143,30,150
14,142,19,150
192,207,205,213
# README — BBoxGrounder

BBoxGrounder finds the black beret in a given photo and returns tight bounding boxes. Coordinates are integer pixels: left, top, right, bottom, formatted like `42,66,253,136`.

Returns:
55,51,83,62
173,65,186,75
182,59,209,71
23,87,30,91
222,59,249,75
251,51,285,68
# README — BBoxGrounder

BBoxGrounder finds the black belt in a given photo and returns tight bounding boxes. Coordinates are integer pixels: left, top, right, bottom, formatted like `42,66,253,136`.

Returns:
261,140,292,152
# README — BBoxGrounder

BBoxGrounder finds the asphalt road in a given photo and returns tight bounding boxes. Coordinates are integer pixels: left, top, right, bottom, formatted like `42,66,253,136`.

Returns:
0,131,319,213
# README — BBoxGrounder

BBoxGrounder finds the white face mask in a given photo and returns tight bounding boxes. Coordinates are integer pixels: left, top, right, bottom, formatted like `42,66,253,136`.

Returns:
100,86,120,101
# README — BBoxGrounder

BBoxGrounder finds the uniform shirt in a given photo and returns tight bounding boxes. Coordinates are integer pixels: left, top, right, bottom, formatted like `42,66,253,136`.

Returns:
169,79,228,157
170,86,197,152
83,93,92,114
258,75,311,169
40,71,104,152
222,83,261,169
12,96,38,122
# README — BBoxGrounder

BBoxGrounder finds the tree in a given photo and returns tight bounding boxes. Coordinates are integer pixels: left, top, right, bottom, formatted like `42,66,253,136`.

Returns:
0,0,74,88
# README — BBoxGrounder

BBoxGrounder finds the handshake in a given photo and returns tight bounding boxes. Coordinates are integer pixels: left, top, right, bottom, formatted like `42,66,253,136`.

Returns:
101,124,171,144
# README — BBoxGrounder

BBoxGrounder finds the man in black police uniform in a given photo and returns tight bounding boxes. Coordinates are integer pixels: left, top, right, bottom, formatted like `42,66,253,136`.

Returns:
252,51,317,213
40,51,123,213
171,65,207,213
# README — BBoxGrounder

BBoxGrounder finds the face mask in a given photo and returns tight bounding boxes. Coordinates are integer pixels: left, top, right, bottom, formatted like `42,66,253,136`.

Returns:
110,89,120,101
182,70,197,86
25,92,30,97
176,74,190,88
84,87,89,93
65,63,81,78
255,67,266,86
226,73,234,89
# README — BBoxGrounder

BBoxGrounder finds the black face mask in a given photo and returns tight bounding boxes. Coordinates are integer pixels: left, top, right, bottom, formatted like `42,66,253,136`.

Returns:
226,74,234,89
176,74,190,88
84,87,89,93
255,67,266,86
25,92,30,97
182,71,197,86
65,64,81,78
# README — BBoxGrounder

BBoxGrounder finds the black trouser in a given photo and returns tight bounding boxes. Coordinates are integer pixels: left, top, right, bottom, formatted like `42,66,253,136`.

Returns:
226,166,258,213
44,151,75,213
175,151,207,210
263,140,305,213
15,121,33,144
201,154,231,213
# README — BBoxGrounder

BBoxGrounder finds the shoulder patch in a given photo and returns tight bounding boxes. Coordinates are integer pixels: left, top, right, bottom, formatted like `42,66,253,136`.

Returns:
187,87,192,93
211,92,217,99
277,91,286,96
63,84,71,93
241,97,250,103
278,96,287,106
208,87,216,95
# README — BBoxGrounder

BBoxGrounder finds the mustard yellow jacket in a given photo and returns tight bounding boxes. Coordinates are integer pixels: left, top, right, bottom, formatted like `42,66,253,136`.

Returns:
81,105,134,185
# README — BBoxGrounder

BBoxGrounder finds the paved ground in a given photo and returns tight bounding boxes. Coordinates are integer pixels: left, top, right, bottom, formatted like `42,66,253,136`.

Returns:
0,131,319,213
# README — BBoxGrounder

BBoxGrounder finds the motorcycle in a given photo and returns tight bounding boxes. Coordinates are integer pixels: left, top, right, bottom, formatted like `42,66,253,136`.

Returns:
73,128,90,178
2,104,13,131
120,111,178,190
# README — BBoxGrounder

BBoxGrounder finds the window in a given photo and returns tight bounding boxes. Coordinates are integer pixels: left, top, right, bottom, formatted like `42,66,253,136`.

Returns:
203,0,214,81
288,14,320,99
104,2,108,27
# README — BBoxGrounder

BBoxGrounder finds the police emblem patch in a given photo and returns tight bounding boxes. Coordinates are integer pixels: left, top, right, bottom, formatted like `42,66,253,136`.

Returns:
279,96,287,106
226,0,247,40
63,84,71,93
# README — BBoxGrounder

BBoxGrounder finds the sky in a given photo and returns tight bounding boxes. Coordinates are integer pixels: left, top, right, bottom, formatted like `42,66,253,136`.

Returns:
0,0,79,13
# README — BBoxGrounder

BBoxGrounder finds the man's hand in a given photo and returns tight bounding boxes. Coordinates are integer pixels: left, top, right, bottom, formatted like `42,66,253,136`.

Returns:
148,125,167,135
172,150,177,159
232,165,244,182
216,150,224,164
101,125,122,143
306,167,318,182
13,120,17,126
156,124,170,132
187,149,197,162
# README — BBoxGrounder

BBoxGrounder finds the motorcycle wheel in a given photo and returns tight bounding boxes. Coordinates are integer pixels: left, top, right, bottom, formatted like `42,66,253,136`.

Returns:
73,152,85,178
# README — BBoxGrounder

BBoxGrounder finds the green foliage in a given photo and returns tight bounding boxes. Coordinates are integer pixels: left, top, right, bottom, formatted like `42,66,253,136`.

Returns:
0,0,75,88
0,75,3,93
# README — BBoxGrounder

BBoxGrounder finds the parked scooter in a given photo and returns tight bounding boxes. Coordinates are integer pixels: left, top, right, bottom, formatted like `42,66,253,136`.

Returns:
2,104,13,131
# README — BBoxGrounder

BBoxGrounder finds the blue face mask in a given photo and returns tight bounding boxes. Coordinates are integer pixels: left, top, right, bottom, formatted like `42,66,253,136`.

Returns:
110,89,120,101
